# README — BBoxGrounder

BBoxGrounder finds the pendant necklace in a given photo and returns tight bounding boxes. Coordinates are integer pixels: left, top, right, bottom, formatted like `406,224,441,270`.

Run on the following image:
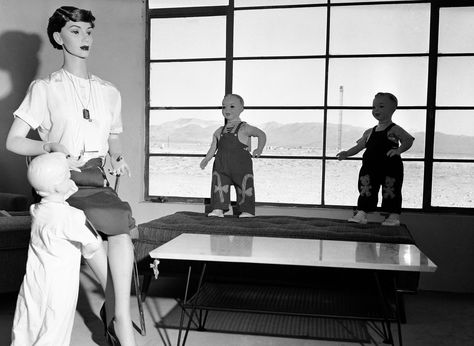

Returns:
63,68,92,121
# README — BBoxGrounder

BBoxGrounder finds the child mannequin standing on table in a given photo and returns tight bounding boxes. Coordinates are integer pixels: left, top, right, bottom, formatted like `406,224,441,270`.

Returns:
11,153,102,346
6,6,136,345
200,94,267,218
336,92,414,226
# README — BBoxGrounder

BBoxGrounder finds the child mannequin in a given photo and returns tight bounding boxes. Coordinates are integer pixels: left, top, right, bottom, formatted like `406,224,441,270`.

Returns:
11,153,102,346
200,94,267,218
336,92,414,226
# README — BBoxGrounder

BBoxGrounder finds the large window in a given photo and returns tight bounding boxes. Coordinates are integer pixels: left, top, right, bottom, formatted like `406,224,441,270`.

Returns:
146,0,474,211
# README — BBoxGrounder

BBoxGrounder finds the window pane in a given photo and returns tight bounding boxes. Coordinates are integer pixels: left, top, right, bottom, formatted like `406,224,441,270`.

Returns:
150,110,326,156
150,17,226,59
254,158,321,204
233,59,325,106
236,0,326,6
234,7,326,56
327,57,428,106
402,162,423,209
325,160,423,208
243,110,324,157
149,0,228,9
150,61,225,106
149,110,222,154
436,57,474,106
331,4,429,54
325,160,360,206
325,161,423,208
439,7,474,53
326,110,425,158
434,111,474,160
149,156,211,197
432,163,474,208
149,156,323,204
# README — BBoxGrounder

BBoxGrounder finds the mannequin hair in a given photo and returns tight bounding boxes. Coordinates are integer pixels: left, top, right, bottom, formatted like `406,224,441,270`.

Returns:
47,6,95,50
375,92,398,108
224,93,245,107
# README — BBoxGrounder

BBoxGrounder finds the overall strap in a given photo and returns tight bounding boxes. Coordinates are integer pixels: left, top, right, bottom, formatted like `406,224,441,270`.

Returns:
365,126,378,144
385,123,396,132
232,121,246,134
219,125,227,136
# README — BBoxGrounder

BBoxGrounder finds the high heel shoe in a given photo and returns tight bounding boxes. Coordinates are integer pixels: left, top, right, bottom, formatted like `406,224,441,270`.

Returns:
100,303,121,346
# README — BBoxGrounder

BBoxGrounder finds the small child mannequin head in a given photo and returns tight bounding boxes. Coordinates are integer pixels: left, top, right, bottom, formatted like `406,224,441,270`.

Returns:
372,92,398,124
222,94,244,123
27,153,77,200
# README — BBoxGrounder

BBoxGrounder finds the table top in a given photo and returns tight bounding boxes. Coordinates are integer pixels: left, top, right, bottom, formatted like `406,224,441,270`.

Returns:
149,233,437,272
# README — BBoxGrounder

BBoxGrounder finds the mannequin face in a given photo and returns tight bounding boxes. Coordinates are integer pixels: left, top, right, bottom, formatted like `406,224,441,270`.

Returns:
372,95,396,124
222,95,244,122
55,174,78,200
54,21,93,59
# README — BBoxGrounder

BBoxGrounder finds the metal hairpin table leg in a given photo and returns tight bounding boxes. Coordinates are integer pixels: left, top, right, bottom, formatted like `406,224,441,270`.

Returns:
179,263,207,346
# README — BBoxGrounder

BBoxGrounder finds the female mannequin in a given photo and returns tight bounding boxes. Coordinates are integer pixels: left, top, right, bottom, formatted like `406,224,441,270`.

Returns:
6,6,136,346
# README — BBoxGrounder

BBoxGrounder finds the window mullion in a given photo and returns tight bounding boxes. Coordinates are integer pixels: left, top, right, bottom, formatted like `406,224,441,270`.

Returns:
423,2,440,209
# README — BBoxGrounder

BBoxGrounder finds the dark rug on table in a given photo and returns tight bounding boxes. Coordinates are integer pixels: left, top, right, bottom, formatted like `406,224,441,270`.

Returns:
138,211,415,246
156,304,371,343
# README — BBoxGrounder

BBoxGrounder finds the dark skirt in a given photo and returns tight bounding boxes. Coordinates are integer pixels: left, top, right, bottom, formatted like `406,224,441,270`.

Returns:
67,187,136,239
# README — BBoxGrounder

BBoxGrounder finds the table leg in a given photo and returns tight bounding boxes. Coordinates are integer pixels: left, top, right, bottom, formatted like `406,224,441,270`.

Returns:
178,263,207,346
374,271,397,346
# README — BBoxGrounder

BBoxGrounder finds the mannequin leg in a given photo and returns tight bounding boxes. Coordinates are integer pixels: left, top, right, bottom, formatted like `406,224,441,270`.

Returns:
85,242,115,324
107,233,136,346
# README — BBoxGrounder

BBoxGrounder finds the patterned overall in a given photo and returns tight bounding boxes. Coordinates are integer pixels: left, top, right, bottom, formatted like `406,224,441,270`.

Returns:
357,123,403,214
210,122,255,215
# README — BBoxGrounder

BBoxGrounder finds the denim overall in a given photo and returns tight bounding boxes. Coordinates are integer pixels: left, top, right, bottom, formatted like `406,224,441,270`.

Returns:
210,122,255,215
357,123,403,214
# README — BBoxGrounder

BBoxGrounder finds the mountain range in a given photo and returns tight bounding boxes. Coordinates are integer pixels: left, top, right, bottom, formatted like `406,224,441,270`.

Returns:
150,118,474,157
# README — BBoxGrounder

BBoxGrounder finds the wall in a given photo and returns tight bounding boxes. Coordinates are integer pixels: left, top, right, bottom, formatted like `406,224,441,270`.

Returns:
1,0,473,293
0,0,145,201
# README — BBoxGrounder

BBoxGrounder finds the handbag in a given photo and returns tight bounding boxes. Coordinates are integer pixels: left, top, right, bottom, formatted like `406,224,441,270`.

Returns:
70,158,108,187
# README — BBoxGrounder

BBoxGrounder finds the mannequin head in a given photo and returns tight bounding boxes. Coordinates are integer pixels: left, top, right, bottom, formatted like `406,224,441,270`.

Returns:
47,6,95,50
27,153,77,199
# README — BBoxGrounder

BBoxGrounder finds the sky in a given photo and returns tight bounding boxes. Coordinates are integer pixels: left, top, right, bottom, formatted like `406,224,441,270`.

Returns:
148,2,474,137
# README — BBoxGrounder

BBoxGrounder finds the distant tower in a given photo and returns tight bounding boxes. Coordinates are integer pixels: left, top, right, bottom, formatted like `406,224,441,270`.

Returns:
337,85,344,152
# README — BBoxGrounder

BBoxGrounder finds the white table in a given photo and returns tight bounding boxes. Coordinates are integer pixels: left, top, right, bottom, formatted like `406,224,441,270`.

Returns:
149,233,437,346
150,234,436,272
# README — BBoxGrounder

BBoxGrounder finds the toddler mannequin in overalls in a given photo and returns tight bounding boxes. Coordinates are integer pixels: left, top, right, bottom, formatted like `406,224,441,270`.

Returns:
200,94,267,218
336,92,414,226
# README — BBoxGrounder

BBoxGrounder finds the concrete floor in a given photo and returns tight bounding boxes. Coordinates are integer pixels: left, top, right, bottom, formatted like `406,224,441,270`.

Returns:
1,264,473,346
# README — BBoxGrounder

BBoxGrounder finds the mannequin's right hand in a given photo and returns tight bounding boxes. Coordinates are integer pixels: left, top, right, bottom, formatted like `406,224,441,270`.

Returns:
336,151,347,161
200,159,208,170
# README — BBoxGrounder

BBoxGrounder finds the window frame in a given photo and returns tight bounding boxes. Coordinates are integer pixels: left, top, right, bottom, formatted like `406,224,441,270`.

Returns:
145,0,474,213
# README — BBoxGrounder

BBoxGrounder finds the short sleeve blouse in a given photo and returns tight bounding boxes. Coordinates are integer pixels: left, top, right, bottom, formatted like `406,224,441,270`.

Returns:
14,69,123,160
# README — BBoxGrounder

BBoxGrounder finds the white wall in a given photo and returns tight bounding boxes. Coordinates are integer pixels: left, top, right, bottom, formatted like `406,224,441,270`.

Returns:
1,0,473,293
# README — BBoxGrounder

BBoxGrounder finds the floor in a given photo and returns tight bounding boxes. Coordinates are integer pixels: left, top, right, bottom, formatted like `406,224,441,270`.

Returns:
1,264,473,346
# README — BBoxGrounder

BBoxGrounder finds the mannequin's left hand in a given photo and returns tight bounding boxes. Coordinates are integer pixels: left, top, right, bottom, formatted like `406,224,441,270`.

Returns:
252,148,263,158
386,149,401,157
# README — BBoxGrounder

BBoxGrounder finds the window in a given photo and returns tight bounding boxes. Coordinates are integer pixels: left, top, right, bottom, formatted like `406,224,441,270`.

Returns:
146,0,474,211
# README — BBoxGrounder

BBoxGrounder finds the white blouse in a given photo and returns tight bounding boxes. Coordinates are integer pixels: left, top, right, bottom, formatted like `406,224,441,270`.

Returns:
14,69,123,160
